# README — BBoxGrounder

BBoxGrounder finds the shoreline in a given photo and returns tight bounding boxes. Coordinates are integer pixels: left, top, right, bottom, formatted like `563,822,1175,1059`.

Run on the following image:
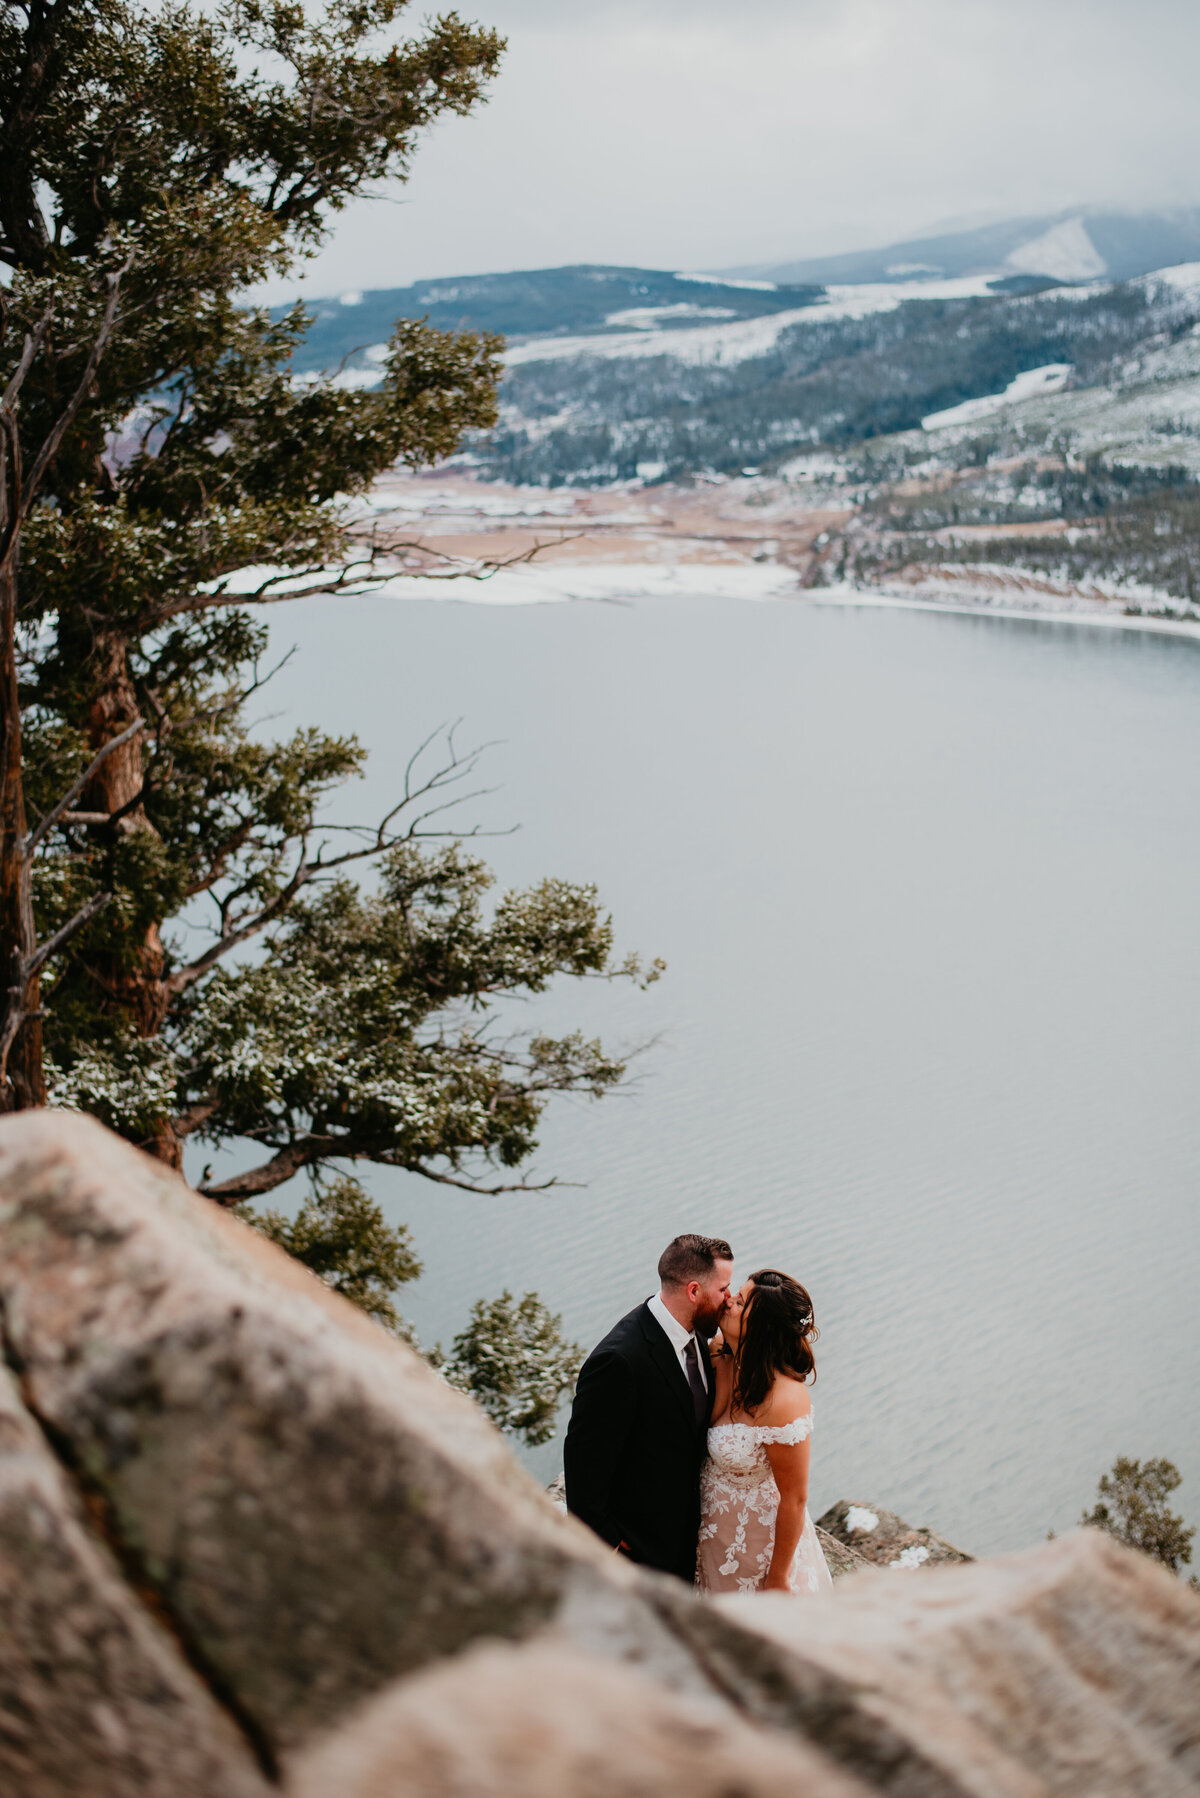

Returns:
308,559,1200,643
329,470,1200,640
807,582,1200,644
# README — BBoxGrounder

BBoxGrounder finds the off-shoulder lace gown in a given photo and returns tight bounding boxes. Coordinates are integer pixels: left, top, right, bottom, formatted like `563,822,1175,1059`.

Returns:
696,1415,832,1595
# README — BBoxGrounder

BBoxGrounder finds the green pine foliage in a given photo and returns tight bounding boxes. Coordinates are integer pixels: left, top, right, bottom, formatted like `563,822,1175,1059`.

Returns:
1,0,655,1443
436,1290,583,1447
245,1176,421,1333
1080,1457,1196,1574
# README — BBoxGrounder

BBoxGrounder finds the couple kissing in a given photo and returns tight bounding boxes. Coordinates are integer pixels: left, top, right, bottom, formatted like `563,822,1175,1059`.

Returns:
564,1233,831,1595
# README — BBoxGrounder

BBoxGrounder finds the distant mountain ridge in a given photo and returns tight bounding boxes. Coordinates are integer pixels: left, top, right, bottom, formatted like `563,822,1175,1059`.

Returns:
284,265,819,374
728,207,1200,288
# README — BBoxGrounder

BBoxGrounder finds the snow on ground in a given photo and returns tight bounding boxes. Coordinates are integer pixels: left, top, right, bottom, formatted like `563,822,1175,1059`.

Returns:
921,364,1072,431
675,272,778,291
603,303,736,328
343,485,579,523
1144,261,1200,298
307,560,799,606
503,276,999,369
379,560,797,605
815,575,1200,638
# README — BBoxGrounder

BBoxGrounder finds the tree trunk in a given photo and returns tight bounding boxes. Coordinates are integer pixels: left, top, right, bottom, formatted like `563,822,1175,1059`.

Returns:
83,629,170,1038
80,630,180,1164
0,557,44,1108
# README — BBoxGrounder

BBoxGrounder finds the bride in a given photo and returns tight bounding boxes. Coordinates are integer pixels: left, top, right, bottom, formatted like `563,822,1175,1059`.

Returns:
696,1269,832,1595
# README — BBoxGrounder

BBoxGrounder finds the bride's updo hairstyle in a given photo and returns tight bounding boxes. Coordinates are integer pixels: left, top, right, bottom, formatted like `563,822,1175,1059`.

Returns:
733,1270,818,1414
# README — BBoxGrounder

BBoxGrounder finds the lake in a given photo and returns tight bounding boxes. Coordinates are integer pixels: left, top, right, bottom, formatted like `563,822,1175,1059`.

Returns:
264,591,1200,1556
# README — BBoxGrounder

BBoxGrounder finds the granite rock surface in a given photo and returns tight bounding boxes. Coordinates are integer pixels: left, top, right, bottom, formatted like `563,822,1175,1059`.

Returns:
1,1112,1198,1798
817,1498,973,1569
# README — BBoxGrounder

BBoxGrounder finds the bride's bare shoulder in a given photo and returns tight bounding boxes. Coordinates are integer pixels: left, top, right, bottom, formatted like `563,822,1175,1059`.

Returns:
757,1375,812,1427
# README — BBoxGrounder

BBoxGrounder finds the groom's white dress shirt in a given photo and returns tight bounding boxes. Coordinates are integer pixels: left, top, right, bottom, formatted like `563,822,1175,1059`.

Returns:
647,1291,708,1393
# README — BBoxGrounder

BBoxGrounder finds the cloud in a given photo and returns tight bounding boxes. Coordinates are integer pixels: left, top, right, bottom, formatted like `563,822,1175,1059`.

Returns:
257,0,1200,300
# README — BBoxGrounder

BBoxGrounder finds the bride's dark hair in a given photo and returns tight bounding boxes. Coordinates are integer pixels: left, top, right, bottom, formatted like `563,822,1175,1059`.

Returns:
733,1269,818,1414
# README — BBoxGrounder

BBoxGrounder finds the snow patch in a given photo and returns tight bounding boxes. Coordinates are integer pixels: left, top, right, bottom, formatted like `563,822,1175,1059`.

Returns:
844,1505,879,1533
890,1545,931,1570
339,290,364,307
1146,261,1200,299
363,560,798,606
504,276,997,371
676,272,778,291
922,363,1072,431
1005,217,1106,283
604,303,736,329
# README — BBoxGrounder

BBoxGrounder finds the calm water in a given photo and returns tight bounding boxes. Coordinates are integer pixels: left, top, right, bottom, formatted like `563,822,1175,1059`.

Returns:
263,593,1200,1555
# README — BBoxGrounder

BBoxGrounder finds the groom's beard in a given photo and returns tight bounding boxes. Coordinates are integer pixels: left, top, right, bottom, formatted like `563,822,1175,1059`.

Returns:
693,1306,724,1341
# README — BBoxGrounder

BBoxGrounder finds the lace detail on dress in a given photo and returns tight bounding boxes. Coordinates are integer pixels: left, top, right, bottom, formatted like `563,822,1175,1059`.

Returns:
696,1410,831,1599
717,1414,813,1447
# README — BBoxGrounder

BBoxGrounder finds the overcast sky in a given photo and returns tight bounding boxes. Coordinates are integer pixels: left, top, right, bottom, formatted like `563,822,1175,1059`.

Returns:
260,0,1200,301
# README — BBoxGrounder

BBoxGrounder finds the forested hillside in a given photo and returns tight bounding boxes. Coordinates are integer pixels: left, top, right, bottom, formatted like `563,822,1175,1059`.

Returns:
481,282,1163,486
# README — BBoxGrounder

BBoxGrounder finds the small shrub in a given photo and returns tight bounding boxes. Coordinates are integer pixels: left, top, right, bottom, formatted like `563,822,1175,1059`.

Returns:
245,1178,420,1333
437,1290,582,1446
1080,1456,1195,1574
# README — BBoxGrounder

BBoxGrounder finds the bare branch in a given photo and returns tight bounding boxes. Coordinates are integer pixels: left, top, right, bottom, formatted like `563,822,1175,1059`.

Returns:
144,529,579,629
24,715,144,857
384,1163,565,1196
165,853,311,996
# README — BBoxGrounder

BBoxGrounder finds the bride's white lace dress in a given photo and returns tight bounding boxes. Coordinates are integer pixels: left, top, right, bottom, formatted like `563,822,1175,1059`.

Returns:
696,1415,832,1595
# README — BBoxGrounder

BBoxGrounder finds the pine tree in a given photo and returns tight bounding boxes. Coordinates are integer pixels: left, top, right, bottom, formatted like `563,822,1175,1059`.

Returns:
0,0,658,1437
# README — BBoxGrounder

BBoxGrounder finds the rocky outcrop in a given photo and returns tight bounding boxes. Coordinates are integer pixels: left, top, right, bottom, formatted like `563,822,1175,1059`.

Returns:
0,1112,694,1788
0,1359,272,1798
289,1640,873,1798
817,1498,973,1569
0,1112,1197,1798
656,1530,1200,1797
815,1521,874,1579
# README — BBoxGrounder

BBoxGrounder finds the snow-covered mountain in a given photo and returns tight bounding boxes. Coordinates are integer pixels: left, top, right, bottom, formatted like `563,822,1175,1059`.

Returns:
730,208,1200,288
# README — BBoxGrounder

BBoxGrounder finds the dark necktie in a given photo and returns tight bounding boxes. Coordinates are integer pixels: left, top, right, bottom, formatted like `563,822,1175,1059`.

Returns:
683,1337,707,1425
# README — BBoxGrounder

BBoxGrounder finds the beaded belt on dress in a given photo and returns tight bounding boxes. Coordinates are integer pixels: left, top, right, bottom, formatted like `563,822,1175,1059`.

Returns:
704,1464,774,1493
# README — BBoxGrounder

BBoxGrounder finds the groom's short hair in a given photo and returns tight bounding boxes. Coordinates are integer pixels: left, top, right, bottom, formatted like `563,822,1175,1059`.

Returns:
658,1233,733,1287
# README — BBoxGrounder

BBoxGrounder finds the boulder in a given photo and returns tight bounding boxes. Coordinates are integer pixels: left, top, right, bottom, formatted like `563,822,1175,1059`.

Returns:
815,1523,873,1581
0,1112,700,1772
817,1499,972,1569
288,1639,872,1798
0,1361,271,1797
2,1111,1199,1798
652,1529,1200,1797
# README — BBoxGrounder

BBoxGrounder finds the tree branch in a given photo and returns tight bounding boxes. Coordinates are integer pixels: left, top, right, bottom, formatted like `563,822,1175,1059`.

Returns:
199,1135,563,1205
0,888,113,1077
23,888,112,979
23,714,143,857
199,1138,324,1204
18,253,133,517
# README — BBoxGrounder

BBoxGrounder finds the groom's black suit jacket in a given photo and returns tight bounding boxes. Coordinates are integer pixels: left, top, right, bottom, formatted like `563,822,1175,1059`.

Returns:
563,1300,714,1584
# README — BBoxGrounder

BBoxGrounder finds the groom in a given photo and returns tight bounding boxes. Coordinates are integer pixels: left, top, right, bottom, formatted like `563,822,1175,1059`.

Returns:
564,1233,734,1583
